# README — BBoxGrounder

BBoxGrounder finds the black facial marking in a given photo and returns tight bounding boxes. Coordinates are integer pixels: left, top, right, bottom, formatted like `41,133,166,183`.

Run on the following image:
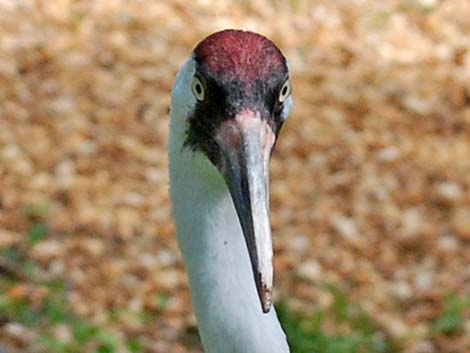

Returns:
184,39,289,167
183,57,289,168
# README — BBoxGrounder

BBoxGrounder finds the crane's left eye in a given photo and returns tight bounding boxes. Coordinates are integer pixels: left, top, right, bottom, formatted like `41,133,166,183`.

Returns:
191,76,205,101
278,79,291,103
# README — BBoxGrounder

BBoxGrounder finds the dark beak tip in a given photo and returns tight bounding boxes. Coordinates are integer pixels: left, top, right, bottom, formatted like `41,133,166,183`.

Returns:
260,283,273,314
262,303,272,314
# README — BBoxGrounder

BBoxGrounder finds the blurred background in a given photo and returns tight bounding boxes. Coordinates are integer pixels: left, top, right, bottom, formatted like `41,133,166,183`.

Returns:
0,1,469,352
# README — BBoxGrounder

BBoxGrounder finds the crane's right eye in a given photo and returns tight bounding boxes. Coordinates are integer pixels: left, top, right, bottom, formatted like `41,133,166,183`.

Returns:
278,79,291,103
191,76,205,101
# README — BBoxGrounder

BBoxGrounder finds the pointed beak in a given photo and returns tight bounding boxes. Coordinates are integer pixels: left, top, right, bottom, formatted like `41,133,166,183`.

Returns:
215,110,276,313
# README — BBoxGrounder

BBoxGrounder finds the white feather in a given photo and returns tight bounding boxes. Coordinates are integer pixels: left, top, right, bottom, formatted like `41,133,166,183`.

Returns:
169,58,290,353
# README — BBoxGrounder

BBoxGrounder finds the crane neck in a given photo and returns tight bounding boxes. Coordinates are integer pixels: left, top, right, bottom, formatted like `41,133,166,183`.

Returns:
169,150,289,353
169,125,289,353
168,59,289,352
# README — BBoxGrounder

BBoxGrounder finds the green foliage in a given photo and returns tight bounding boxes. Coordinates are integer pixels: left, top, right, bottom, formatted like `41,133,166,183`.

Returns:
432,294,470,335
24,202,50,248
3,203,466,353
399,0,437,13
0,292,41,326
28,223,49,247
155,292,171,312
38,335,76,353
97,332,119,353
4,285,130,352
23,202,50,220
365,11,391,30
127,339,143,353
277,286,399,353
0,227,139,353
0,278,137,353
0,247,21,263
73,321,100,345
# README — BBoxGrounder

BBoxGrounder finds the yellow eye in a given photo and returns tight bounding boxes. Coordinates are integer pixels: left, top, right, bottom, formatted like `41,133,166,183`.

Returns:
191,76,205,101
278,80,291,103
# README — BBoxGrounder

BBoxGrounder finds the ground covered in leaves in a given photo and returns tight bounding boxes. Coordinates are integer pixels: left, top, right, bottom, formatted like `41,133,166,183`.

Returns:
0,1,469,352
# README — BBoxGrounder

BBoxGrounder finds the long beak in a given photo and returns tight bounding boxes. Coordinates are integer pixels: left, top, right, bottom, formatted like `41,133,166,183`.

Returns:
215,110,276,313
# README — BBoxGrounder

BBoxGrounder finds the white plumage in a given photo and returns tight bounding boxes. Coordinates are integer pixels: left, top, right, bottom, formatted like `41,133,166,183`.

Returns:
169,31,292,353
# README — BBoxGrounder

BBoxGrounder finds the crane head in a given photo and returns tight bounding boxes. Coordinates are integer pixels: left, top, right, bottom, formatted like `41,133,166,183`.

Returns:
181,30,292,313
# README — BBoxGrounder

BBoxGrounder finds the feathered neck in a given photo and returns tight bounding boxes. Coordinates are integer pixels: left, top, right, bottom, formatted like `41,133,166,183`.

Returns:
168,59,290,353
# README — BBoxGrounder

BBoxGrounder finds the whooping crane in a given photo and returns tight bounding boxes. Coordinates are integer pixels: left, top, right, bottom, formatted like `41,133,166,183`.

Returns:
169,30,292,353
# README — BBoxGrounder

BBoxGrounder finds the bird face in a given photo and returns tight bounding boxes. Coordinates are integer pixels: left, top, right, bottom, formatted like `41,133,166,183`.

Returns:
181,30,292,313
